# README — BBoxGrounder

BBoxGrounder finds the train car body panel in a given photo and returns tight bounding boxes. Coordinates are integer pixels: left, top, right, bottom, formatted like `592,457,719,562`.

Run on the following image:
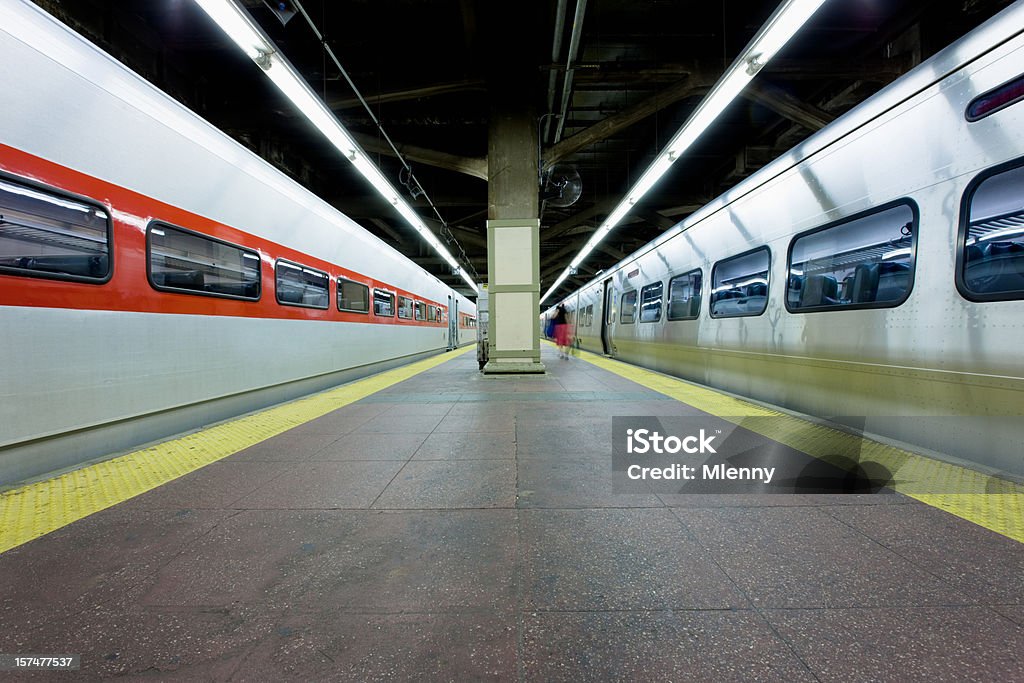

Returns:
561,3,1024,477
0,2,475,485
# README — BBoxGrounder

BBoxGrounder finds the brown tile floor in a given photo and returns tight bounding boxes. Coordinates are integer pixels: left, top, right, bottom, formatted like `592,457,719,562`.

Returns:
1,346,1022,681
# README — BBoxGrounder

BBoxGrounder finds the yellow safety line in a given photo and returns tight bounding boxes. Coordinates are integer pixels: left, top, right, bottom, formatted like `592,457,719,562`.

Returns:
0,346,474,555
560,342,1024,543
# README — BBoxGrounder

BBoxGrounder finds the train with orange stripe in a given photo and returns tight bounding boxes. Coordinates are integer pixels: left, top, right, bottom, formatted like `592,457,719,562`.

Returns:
0,2,475,485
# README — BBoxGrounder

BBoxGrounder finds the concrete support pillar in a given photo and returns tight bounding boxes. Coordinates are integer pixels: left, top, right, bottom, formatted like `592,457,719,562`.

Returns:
481,2,544,374
483,98,544,373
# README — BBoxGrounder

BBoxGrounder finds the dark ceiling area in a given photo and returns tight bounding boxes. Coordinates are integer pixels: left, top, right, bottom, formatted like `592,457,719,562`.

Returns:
32,0,1013,299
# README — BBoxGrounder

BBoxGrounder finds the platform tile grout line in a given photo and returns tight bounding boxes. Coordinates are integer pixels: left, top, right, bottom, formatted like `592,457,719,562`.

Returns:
0,346,475,555
552,342,1024,544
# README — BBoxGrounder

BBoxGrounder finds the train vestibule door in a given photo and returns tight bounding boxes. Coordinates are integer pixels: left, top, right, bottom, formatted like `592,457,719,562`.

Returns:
600,278,615,356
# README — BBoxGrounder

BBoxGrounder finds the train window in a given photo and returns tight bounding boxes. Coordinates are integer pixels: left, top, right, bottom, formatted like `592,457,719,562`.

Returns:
710,247,770,318
415,301,426,321
373,289,395,317
428,305,437,322
338,278,369,313
148,222,260,299
275,259,328,309
620,290,637,324
585,304,594,327
787,202,917,312
667,269,702,320
959,161,1024,301
966,74,1024,122
0,176,111,282
397,295,413,319
639,282,663,323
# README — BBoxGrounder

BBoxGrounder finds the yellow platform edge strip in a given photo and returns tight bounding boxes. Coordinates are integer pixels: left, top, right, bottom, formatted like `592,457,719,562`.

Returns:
560,343,1024,543
0,346,474,555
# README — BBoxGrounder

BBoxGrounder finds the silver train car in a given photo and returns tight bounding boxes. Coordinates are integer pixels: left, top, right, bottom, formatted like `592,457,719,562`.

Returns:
549,2,1024,478
0,1,475,486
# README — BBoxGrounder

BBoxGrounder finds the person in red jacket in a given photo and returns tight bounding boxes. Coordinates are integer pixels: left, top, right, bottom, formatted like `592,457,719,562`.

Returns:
553,303,570,359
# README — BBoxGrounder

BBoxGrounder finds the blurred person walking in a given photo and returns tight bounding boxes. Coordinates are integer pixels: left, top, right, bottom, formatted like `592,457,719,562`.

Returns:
553,303,571,359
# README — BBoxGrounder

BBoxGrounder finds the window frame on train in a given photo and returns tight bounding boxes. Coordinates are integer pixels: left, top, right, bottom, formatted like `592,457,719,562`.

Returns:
639,281,663,323
667,269,703,321
965,73,1024,122
337,277,369,313
785,199,919,314
709,246,771,319
146,220,261,301
0,171,113,284
397,295,414,319
956,157,1024,302
415,301,427,321
373,288,396,317
620,289,638,324
274,258,329,310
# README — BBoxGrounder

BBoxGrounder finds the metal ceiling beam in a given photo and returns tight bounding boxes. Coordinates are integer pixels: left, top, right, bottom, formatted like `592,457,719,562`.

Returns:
412,256,487,266
445,224,488,249
541,233,644,281
551,0,589,145
542,198,617,241
742,80,836,131
541,233,595,278
329,196,484,214
634,208,676,230
763,57,910,83
542,59,906,85
595,242,628,262
326,79,486,110
367,217,406,244
541,74,715,170
543,0,570,143
460,0,479,65
658,202,709,217
351,131,488,180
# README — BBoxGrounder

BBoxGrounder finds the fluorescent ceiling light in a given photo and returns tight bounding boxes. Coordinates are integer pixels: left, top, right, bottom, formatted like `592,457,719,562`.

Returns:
193,0,478,294
193,0,268,59
542,0,826,304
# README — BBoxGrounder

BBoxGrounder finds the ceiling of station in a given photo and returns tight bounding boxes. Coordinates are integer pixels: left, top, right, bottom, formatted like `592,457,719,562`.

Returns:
32,0,1013,298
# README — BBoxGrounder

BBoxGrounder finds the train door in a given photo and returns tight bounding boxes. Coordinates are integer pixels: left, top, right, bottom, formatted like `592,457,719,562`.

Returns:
448,296,457,349
600,278,615,355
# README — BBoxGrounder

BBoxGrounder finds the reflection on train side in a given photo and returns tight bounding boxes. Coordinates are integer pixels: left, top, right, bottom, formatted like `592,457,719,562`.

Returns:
962,162,1024,300
787,202,916,313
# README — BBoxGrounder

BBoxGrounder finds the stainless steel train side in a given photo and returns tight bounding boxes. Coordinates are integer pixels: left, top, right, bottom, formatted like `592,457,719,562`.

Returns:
558,2,1024,477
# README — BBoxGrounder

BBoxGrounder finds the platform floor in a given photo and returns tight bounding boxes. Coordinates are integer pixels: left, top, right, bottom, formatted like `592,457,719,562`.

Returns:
2,345,1023,680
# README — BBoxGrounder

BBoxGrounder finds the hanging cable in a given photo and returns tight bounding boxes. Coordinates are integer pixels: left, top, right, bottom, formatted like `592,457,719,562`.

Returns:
290,0,480,282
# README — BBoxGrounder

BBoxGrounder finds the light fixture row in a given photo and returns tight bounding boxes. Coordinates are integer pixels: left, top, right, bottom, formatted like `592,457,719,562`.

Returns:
193,0,479,293
541,0,828,303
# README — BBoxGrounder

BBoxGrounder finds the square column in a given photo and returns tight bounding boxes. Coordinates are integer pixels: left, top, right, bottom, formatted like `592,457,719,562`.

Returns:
483,218,544,373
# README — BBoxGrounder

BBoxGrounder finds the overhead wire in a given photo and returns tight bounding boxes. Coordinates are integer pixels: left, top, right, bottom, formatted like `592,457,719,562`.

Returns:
290,0,479,282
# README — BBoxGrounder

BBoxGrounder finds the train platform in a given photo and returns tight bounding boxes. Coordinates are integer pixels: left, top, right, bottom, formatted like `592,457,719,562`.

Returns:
1,345,1023,681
